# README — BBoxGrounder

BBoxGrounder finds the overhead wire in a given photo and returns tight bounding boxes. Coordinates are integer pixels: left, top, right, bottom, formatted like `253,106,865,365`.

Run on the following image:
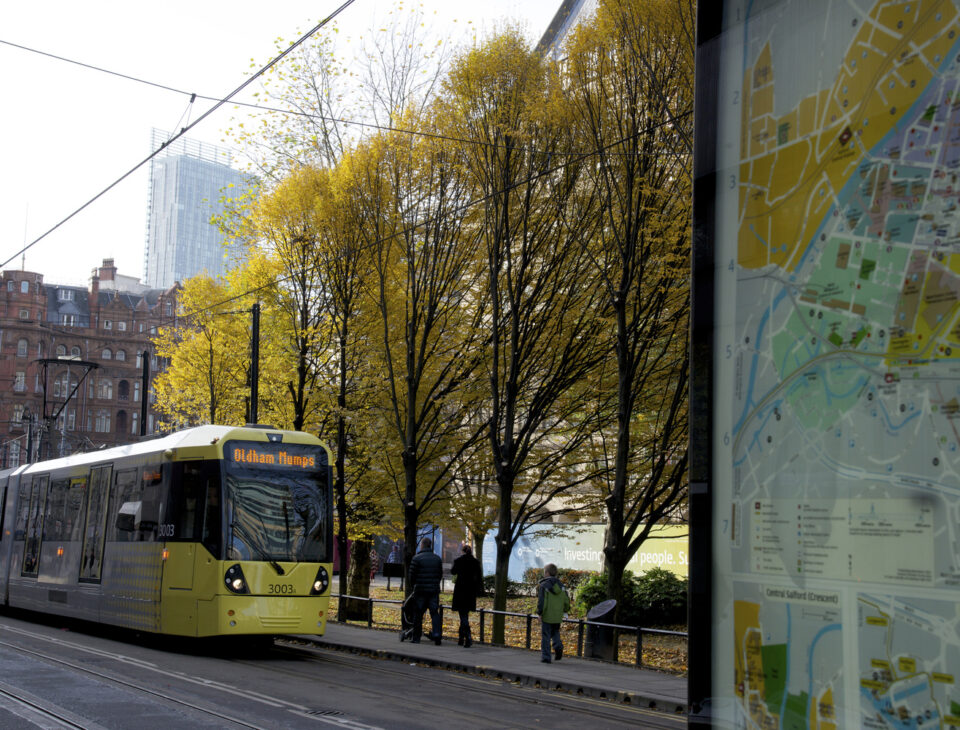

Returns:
0,0,358,270
161,109,692,324
0,36,679,156
0,17,691,328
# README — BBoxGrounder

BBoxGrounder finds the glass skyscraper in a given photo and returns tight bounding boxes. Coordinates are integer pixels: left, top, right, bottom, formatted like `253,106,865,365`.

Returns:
143,129,254,289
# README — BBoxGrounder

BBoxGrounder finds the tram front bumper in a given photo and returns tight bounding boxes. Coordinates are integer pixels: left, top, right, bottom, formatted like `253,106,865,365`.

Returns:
198,594,330,636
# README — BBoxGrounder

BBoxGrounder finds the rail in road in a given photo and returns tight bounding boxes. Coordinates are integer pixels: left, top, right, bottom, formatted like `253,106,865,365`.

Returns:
0,614,681,729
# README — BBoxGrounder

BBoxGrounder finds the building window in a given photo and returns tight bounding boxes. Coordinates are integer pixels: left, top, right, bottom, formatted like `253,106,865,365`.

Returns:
165,302,173,316
115,349,126,362
101,348,112,360
19,310,29,320
53,375,75,399
103,320,112,330
12,404,24,424
133,381,141,402
71,346,81,357
116,410,127,434
20,281,28,294
97,379,113,399
136,351,142,368
61,314,76,326
58,289,74,301
55,344,66,357
5,281,12,292
13,371,25,392
139,323,144,333
8,444,19,468
95,410,111,433
131,412,139,435
67,409,75,431
86,412,92,431
118,321,126,332
17,339,27,357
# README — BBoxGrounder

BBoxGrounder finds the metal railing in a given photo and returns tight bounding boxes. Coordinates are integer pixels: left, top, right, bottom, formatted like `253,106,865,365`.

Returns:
331,593,686,671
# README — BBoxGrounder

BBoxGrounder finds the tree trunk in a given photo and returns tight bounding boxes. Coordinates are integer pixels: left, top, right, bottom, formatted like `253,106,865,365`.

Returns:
335,491,348,595
335,358,349,595
402,489,418,600
603,290,633,626
470,527,484,570
341,538,372,620
491,481,513,644
492,534,512,646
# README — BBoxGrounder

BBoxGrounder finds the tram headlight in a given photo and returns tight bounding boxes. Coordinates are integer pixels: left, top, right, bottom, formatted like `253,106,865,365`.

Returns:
310,566,329,595
224,564,250,594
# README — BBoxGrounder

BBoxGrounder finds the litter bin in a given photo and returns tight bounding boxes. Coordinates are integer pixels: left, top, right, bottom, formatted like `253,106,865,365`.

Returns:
584,599,617,661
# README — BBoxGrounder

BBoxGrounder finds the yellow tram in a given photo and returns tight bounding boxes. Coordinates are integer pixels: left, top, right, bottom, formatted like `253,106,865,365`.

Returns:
0,425,333,637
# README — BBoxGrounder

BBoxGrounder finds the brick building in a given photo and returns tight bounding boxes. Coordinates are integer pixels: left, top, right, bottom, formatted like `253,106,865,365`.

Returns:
0,259,177,466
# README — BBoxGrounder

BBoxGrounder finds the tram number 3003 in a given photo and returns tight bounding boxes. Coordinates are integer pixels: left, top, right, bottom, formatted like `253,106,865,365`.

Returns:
268,584,296,594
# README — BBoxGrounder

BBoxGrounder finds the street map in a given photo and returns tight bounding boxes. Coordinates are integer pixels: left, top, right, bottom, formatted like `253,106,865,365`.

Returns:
711,1,960,727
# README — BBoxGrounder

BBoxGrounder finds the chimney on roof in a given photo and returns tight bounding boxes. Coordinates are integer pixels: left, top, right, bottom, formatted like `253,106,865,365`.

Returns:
99,258,117,282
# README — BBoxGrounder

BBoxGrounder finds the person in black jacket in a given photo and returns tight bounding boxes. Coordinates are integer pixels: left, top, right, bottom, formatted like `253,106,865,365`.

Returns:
450,544,483,647
407,537,443,644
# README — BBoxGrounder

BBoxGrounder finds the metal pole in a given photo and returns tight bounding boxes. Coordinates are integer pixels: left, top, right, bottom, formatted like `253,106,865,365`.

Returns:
140,352,150,436
250,303,260,424
25,414,33,464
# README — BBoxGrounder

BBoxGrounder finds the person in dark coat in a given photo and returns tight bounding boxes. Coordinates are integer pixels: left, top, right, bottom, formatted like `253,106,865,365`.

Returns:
407,537,443,645
450,544,483,647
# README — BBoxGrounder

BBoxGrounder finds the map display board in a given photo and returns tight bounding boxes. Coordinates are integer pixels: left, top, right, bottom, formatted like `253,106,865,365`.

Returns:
697,1,960,727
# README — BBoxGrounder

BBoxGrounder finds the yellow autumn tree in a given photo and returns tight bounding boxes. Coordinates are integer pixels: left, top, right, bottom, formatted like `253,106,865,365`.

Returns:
562,0,694,619
152,275,250,428
443,28,609,642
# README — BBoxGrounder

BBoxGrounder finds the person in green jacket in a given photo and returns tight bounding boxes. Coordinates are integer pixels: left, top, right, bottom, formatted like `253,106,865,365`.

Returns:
536,563,571,663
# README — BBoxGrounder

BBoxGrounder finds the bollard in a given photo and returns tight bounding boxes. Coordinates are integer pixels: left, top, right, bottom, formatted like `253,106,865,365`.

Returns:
577,619,584,656
479,609,485,644
525,614,532,650
635,627,643,668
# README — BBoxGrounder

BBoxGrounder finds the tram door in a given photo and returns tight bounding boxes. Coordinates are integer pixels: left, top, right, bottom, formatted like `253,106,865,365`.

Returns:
20,475,48,577
79,465,112,582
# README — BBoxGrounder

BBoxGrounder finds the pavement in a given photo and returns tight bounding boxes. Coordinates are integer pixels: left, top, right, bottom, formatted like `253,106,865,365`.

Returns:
298,621,688,715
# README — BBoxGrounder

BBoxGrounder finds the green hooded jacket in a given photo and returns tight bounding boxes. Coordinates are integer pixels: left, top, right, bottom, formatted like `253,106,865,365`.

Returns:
536,576,571,624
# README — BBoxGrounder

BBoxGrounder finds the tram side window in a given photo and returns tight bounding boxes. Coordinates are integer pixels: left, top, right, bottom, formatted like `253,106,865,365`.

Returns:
0,484,7,540
79,466,112,582
167,461,220,552
21,475,48,576
43,479,70,541
139,463,165,541
66,476,87,543
110,469,141,542
13,482,29,542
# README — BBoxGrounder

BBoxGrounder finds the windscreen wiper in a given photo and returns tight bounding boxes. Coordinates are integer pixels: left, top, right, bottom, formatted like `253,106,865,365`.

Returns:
231,519,285,575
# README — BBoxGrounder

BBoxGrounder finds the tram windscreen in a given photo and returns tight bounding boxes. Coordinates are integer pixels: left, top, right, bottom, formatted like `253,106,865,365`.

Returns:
223,440,330,563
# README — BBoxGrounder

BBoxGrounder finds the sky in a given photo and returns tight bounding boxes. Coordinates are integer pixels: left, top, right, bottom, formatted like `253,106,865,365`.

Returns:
0,1,561,287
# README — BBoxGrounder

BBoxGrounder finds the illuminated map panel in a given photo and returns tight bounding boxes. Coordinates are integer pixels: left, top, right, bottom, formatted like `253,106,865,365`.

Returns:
697,1,960,727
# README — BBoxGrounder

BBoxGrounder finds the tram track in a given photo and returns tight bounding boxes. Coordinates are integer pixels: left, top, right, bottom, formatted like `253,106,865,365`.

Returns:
0,620,679,729
0,626,384,730
0,678,98,730
268,639,684,729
